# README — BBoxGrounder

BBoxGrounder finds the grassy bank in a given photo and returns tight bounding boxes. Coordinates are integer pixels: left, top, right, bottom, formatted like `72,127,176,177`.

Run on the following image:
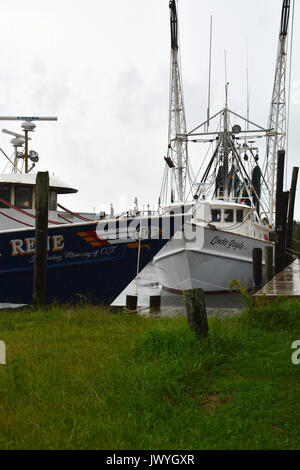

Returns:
0,298,299,450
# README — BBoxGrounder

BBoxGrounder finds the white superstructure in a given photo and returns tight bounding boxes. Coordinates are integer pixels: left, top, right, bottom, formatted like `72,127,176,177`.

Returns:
0,116,77,230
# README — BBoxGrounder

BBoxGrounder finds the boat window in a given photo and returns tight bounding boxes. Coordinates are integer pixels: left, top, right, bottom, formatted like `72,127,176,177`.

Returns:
224,210,234,223
15,185,33,209
48,191,57,211
0,185,11,208
237,209,244,223
211,209,221,222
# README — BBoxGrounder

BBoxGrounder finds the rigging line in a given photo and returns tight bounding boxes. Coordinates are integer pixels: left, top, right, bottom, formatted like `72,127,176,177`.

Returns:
57,203,95,222
58,213,74,223
286,0,295,189
0,210,34,227
184,140,215,204
227,109,267,131
2,160,10,173
0,196,65,225
188,110,223,136
184,117,222,203
0,147,22,174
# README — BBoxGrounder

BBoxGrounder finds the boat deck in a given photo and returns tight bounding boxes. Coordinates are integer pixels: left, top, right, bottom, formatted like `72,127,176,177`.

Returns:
254,258,300,301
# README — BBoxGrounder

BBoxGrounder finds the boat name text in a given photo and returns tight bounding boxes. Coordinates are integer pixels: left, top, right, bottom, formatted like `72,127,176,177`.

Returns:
210,236,246,251
10,235,64,256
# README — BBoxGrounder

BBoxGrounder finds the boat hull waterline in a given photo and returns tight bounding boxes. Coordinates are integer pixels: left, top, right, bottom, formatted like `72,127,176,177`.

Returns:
154,222,272,294
0,215,181,304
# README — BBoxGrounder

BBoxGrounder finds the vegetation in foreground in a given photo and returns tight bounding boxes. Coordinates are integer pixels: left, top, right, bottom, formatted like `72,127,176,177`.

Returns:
0,298,299,450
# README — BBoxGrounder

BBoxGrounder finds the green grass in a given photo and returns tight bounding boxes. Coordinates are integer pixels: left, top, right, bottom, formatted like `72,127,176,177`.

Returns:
0,299,299,450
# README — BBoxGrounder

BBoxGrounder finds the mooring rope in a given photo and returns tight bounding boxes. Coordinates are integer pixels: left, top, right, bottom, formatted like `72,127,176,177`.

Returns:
57,203,95,222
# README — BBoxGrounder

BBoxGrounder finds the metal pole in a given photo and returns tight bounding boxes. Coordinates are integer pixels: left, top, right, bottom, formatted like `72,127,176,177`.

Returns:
24,130,29,174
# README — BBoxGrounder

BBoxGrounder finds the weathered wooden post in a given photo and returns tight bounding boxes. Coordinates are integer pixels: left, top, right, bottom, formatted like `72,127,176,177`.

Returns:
33,171,49,306
281,191,290,268
265,246,274,284
184,289,208,339
253,248,263,291
286,167,299,261
126,295,138,312
275,150,286,274
150,295,161,312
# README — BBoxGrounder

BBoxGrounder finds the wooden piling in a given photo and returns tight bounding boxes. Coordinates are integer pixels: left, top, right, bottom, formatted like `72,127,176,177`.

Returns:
184,289,208,339
253,248,263,291
33,172,49,306
126,295,138,312
286,167,299,259
265,246,274,284
275,150,286,274
281,191,290,268
150,295,161,312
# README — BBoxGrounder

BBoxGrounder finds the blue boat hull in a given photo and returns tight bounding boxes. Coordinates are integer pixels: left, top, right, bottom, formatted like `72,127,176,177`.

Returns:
0,216,177,304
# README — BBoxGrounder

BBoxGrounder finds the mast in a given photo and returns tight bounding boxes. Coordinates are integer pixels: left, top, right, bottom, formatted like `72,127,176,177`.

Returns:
0,116,57,174
223,52,230,200
161,0,189,205
264,0,291,226
206,16,213,132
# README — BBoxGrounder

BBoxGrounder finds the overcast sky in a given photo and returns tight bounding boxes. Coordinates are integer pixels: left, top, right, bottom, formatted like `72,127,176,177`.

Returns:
0,0,299,218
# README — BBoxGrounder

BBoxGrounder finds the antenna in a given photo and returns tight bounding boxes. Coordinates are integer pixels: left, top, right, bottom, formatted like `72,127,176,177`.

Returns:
0,116,57,121
207,15,213,132
0,115,57,174
224,50,229,106
2,129,31,140
246,41,250,131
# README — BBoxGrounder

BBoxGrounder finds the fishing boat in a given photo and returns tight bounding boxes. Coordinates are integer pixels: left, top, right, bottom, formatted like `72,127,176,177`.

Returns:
0,116,181,304
154,0,292,294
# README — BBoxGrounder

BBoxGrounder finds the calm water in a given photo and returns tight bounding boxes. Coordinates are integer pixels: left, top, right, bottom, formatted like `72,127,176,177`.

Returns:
0,262,244,317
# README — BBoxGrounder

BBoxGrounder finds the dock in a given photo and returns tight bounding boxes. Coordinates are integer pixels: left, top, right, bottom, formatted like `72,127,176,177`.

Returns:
254,258,300,301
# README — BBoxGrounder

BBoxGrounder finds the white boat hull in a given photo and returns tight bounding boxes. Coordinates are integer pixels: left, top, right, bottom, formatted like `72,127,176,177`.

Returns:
154,222,272,293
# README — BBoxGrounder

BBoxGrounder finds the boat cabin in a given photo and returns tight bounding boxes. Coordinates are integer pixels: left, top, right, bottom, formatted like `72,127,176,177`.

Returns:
0,174,77,231
208,200,272,241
